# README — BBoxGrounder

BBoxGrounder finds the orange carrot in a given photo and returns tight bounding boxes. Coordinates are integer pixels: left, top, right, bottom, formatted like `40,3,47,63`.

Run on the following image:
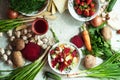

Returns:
81,24,92,51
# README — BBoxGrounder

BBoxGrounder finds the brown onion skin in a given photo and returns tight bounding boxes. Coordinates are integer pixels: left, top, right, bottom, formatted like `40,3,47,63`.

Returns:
90,16,103,27
7,9,19,19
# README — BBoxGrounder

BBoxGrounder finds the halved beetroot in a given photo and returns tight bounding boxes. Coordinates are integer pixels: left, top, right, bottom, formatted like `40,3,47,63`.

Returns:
21,42,43,62
70,35,84,48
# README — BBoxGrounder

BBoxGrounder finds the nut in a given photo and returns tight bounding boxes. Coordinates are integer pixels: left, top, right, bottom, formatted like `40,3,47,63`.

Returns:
25,40,29,44
34,35,39,41
42,44,48,49
15,31,21,38
7,44,13,50
37,40,43,46
0,48,5,55
22,36,27,40
2,54,8,61
27,33,32,38
23,29,28,34
10,36,15,41
6,50,11,56
42,37,48,44
30,38,36,43
7,59,13,66
7,30,13,37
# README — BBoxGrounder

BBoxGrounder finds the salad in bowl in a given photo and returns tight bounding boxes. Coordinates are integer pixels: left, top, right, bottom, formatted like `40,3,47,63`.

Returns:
48,42,81,74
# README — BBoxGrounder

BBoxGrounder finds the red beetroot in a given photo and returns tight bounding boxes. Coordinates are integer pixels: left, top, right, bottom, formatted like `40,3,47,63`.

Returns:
21,42,43,62
70,35,84,48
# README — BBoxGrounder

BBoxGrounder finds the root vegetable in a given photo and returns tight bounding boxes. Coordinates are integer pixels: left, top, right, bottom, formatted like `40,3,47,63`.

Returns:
21,42,44,61
90,16,103,27
84,54,96,69
12,51,25,67
81,25,92,51
101,26,112,40
12,39,25,51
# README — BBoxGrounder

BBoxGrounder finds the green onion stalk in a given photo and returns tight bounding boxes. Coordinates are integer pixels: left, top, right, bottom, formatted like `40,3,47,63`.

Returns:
0,15,42,32
67,53,120,79
0,46,51,80
50,28,59,43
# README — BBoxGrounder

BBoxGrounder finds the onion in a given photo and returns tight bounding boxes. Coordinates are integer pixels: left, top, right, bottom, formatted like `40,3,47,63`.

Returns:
90,16,103,27
7,9,19,19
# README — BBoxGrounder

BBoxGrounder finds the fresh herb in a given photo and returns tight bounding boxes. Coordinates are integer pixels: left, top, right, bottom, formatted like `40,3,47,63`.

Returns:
44,71,61,80
10,0,46,14
50,28,59,43
0,46,51,80
68,53,120,79
82,22,113,59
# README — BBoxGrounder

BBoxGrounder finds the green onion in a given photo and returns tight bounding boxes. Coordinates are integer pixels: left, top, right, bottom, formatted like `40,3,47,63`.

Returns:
50,28,59,43
0,16,41,32
0,46,51,80
67,53,120,79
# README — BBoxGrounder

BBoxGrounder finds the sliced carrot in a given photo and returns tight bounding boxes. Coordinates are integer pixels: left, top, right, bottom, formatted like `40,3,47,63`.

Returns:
81,25,92,51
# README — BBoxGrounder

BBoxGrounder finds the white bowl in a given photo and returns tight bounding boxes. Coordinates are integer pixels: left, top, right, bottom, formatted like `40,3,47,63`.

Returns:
68,0,101,21
48,42,81,74
19,0,48,16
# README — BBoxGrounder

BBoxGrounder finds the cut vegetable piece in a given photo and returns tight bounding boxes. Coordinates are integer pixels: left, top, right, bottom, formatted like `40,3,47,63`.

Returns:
47,0,53,12
70,35,84,48
51,2,57,14
53,0,67,13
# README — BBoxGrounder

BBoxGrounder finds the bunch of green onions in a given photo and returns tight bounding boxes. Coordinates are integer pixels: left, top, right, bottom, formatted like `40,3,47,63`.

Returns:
0,46,51,80
0,16,41,32
68,53,120,79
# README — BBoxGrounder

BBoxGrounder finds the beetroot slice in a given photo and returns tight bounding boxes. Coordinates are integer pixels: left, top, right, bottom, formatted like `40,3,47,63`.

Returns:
70,35,84,48
21,42,43,62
